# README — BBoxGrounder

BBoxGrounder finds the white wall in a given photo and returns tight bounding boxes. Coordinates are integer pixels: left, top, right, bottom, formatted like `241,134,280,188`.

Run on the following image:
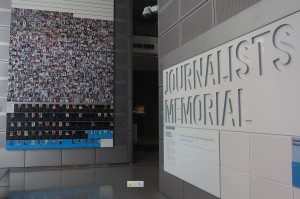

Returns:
159,0,300,199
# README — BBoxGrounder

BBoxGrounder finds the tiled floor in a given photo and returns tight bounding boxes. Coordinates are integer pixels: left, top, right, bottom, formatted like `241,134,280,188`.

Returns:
0,152,169,199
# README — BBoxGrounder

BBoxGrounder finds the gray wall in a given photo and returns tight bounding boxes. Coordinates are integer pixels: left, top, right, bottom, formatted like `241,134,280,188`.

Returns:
158,0,300,198
0,0,133,168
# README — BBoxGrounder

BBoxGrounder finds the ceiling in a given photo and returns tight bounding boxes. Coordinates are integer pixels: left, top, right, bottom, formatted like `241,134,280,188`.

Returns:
132,0,158,72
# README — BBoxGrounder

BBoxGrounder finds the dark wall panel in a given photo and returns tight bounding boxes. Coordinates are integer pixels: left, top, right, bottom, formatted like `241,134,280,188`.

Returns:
0,115,6,131
159,166,184,199
180,0,207,18
0,0,11,9
159,0,172,8
115,67,131,99
116,0,132,6
159,87,163,139
0,133,5,148
114,131,128,146
0,28,9,43
0,46,9,61
159,25,180,58
184,182,219,199
159,60,163,87
215,0,261,24
0,62,8,77
114,99,131,131
0,80,7,96
181,0,213,45
0,97,7,112
158,0,180,35
115,36,132,67
96,146,128,163
0,11,10,27
115,6,132,36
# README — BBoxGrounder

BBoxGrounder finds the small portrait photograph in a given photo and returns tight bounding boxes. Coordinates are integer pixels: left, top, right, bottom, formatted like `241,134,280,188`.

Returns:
45,140,49,145
24,131,28,136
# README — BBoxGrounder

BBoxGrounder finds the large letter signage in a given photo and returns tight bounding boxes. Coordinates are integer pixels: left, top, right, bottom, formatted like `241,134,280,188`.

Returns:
164,12,300,197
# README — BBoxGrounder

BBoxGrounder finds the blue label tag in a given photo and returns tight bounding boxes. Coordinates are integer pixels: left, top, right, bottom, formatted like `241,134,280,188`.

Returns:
292,137,300,188
292,162,300,188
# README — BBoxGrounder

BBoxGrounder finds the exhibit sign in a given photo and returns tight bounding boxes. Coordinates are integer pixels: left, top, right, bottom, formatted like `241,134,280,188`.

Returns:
164,11,300,197
164,127,220,196
6,2,114,150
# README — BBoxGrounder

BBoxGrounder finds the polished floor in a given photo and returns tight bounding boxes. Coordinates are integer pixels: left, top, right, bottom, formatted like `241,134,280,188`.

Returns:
0,152,169,199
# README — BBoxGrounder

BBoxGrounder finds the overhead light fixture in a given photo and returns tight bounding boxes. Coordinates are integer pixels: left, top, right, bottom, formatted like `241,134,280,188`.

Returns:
142,5,158,18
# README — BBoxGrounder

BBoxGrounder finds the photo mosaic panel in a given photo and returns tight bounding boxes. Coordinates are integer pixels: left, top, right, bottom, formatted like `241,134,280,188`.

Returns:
6,8,114,149
8,8,114,104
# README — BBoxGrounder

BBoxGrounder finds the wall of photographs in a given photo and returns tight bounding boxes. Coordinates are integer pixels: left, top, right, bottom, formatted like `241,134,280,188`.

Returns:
6,8,114,150
6,103,113,149
8,8,114,104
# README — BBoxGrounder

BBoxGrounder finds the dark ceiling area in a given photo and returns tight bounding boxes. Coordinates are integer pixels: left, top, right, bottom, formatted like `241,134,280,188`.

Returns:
133,0,158,36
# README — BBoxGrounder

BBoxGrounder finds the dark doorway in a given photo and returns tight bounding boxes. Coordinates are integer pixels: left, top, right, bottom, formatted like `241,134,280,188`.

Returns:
133,70,159,163
132,0,158,164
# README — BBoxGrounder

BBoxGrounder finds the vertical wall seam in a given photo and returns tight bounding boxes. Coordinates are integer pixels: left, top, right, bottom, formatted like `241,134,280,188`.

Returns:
213,0,216,26
249,133,251,199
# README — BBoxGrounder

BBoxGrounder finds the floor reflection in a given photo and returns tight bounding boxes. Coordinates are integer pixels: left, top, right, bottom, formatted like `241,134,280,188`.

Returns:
1,164,169,199
10,185,113,199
